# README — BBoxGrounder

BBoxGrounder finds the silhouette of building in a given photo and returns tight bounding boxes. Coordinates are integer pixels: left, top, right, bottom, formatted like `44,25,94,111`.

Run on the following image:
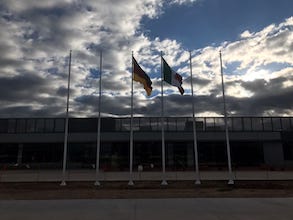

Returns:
0,117,292,171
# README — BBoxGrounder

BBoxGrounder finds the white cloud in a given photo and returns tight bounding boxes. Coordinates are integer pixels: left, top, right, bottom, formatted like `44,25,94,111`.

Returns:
0,1,292,117
169,0,199,5
240,30,253,38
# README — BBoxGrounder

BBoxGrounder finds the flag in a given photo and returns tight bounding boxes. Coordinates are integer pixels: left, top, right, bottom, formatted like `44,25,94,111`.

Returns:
133,57,152,96
162,57,184,95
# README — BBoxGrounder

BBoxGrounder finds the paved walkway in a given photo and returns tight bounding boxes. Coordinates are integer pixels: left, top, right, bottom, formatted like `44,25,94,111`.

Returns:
1,198,293,220
1,170,293,182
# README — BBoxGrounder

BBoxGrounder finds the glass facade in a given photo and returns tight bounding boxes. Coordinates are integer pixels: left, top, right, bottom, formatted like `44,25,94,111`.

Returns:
1,117,292,134
0,117,292,171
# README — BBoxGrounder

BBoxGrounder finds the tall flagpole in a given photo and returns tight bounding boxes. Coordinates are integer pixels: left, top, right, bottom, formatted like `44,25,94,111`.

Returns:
61,50,72,186
161,51,167,185
94,50,102,186
128,51,134,186
189,51,201,185
219,50,234,185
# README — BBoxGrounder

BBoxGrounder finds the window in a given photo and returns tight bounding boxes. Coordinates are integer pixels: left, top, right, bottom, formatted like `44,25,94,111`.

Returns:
54,119,65,132
35,119,45,132
214,118,225,131
243,118,252,131
205,118,215,131
263,118,272,131
281,118,291,131
150,118,159,131
176,118,186,131
26,119,36,133
16,119,26,133
45,119,54,132
283,142,293,160
232,118,243,131
0,119,8,133
167,118,177,131
7,119,16,133
252,118,263,131
272,118,282,131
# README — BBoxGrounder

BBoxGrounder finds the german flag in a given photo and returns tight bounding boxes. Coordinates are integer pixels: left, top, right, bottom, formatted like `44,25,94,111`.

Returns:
133,57,152,96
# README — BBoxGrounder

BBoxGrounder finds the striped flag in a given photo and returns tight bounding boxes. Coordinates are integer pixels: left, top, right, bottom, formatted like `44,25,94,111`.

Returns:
162,57,184,95
133,57,152,96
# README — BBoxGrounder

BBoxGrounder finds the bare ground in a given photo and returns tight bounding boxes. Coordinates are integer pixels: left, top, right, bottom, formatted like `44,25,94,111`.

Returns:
1,180,293,200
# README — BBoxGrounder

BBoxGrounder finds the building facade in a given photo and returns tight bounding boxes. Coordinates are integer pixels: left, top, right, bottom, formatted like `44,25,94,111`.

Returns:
0,117,293,171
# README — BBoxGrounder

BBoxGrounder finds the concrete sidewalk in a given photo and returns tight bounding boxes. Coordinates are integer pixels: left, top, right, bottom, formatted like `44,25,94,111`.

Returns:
1,198,293,220
1,169,293,182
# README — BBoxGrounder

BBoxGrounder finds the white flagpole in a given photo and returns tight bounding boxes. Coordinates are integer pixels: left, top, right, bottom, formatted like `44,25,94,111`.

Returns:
61,50,72,186
128,52,134,186
161,52,167,185
219,50,234,185
94,50,102,186
189,51,201,185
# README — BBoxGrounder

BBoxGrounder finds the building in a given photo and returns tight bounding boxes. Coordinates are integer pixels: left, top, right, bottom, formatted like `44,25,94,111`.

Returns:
0,117,293,172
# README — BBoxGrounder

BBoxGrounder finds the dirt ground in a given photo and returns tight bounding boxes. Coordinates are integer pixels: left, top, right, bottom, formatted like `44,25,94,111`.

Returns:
1,180,293,200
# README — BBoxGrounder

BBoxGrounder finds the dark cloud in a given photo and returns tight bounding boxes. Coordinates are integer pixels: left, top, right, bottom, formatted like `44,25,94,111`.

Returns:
224,77,293,116
184,76,211,88
0,73,47,102
0,105,65,118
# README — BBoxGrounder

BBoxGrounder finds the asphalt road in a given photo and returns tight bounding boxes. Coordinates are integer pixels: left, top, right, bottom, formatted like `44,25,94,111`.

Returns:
1,198,293,220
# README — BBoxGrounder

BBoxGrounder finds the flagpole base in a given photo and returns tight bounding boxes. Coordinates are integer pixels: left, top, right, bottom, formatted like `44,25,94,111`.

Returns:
94,181,101,186
228,179,234,185
195,180,201,185
60,181,66,186
161,180,168,186
128,180,134,186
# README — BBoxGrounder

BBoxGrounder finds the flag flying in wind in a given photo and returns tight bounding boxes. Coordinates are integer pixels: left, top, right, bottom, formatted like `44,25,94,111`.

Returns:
162,57,184,95
133,57,152,96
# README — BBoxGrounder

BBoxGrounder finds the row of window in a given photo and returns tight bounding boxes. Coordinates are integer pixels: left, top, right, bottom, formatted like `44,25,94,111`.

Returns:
0,141,266,169
0,117,292,134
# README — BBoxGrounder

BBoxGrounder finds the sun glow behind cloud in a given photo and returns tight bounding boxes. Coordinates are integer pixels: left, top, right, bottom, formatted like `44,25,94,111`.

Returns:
242,69,270,82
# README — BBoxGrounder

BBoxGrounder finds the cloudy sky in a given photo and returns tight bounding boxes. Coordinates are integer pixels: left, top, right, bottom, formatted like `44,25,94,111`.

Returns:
0,0,292,118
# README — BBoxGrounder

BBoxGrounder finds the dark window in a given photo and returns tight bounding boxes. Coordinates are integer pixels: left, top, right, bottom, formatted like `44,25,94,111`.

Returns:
252,118,263,131
231,142,264,167
263,118,272,131
283,142,293,160
272,118,282,131
7,119,16,133
35,119,45,132
196,118,205,131
55,119,65,132
150,118,159,131
167,118,177,131
243,118,252,131
214,118,225,131
205,118,215,131
0,119,8,133
0,144,18,163
232,118,243,131
281,118,291,131
45,119,54,132
176,118,186,131
26,119,35,133
16,119,26,133
69,118,97,133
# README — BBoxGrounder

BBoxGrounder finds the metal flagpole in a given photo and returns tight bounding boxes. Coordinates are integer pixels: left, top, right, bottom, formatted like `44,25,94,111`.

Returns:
61,50,72,186
94,50,102,186
219,50,234,185
161,51,167,185
128,51,134,186
189,51,201,185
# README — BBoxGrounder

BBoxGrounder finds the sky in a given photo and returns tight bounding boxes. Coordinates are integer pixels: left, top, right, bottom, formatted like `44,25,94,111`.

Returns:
0,0,292,118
